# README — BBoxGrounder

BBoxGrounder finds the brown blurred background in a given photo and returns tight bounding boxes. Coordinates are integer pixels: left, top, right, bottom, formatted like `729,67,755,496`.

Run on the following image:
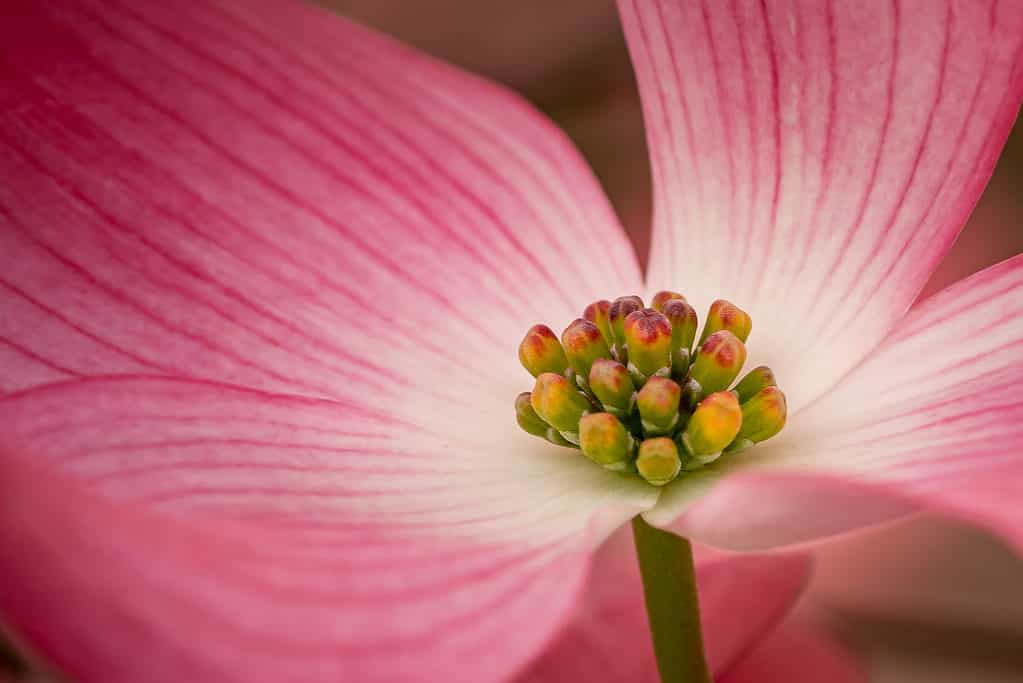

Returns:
321,1,1023,681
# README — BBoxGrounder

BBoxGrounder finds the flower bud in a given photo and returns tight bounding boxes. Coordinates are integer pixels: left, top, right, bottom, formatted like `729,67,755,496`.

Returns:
530,372,590,433
608,295,644,347
561,318,611,382
651,290,687,313
624,309,673,379
588,358,635,415
636,437,682,486
689,330,746,395
515,392,549,437
579,413,635,470
583,300,612,345
735,386,787,445
681,391,742,458
518,324,568,377
733,366,777,404
699,300,752,344
662,298,698,353
637,377,681,436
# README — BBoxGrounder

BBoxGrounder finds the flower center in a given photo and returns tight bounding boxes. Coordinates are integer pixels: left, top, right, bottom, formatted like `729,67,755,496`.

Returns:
515,293,787,486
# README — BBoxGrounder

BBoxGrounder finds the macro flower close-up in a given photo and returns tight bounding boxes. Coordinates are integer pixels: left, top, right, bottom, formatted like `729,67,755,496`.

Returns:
1,0,1022,681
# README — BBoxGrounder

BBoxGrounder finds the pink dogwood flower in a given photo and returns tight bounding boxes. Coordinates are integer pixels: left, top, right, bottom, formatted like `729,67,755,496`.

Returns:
0,0,1020,681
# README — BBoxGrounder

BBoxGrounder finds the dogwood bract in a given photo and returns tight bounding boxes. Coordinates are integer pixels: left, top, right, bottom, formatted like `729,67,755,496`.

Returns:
0,0,1020,681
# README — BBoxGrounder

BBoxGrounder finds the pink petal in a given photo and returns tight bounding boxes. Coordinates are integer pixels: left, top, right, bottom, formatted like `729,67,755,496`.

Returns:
650,255,1023,553
0,0,640,400
619,0,1023,408
0,446,593,683
0,376,657,681
721,622,865,683
516,527,809,682
0,2,649,677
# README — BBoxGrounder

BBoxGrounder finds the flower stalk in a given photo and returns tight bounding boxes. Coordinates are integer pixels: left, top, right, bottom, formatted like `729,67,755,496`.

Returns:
632,516,710,683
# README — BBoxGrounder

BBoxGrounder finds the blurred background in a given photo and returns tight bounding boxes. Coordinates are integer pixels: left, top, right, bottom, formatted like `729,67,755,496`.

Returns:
319,1,1023,681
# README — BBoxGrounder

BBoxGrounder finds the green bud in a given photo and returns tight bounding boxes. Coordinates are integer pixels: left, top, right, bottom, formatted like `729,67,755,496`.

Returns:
662,298,698,354
636,437,682,486
689,330,746,395
735,386,787,445
561,318,611,382
651,290,687,313
623,309,673,379
679,377,702,412
583,300,613,345
579,413,635,470
681,391,742,458
608,295,644,347
636,377,681,436
733,366,777,404
699,299,752,345
670,348,691,384
546,429,574,447
588,358,635,416
518,324,568,377
530,372,590,433
515,392,549,437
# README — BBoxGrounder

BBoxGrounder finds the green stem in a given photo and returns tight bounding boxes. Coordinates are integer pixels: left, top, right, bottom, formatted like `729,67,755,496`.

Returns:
632,515,711,683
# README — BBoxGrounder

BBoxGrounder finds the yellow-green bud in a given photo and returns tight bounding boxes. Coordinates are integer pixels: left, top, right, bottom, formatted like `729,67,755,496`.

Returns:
699,299,752,344
583,300,613,345
735,386,787,445
530,372,590,433
651,290,687,313
733,366,777,404
689,330,746,395
682,391,742,458
636,437,682,486
636,377,681,436
561,318,611,382
623,308,673,379
608,295,644,347
662,297,698,357
518,324,568,377
588,358,635,415
579,413,634,470
515,392,549,437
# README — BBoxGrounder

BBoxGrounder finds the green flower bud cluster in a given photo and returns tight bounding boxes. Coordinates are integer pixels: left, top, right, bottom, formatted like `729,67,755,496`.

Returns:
515,293,787,486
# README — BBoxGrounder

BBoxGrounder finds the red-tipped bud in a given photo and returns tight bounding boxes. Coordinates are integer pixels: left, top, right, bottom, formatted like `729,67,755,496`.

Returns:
636,437,682,486
624,309,673,379
734,386,787,445
689,330,746,395
530,373,590,434
636,377,681,436
608,295,644,347
733,366,777,404
699,299,752,344
651,290,687,313
583,300,613,345
588,358,635,415
518,324,568,377
682,391,742,458
662,299,698,353
579,413,635,470
561,318,611,381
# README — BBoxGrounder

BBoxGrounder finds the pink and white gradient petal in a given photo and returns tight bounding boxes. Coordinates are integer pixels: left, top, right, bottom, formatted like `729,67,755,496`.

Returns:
0,376,653,683
651,254,1023,553
619,0,1023,409
516,527,810,682
0,0,640,401
0,445,593,683
0,0,659,679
